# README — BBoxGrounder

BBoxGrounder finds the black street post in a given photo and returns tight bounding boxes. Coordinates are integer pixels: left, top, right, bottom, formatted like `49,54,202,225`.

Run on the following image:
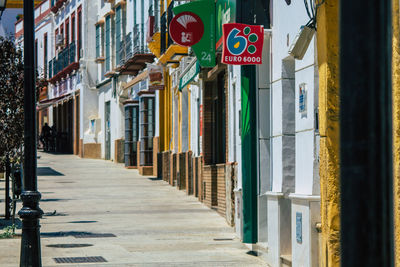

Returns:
18,0,43,266
5,155,10,220
340,0,394,266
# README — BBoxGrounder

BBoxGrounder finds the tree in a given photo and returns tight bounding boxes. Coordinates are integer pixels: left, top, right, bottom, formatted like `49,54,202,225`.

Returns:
0,36,24,170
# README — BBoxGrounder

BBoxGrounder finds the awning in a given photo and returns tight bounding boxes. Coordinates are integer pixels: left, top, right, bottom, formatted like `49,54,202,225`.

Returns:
37,93,73,110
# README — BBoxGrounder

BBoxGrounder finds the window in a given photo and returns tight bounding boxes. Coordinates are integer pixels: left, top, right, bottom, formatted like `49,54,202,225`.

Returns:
77,6,82,58
65,18,70,45
149,0,160,32
71,12,76,44
90,119,96,134
60,23,64,46
105,15,111,72
167,1,174,47
160,12,166,54
96,25,101,58
115,6,122,65
44,34,48,78
101,25,105,57
35,39,38,76
55,28,59,51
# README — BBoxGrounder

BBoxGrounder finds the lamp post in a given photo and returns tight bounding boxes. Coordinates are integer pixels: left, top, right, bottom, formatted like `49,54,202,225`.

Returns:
18,0,43,266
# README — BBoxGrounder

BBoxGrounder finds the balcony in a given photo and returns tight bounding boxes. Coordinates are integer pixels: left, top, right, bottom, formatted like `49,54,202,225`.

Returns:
50,0,67,13
48,42,79,84
116,24,155,76
152,3,188,65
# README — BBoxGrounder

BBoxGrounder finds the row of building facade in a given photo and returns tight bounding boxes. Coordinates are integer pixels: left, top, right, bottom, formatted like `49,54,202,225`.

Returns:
16,0,323,266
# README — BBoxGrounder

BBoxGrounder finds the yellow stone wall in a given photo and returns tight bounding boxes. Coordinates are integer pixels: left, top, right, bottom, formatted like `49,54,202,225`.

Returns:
159,70,172,152
392,1,400,265
316,1,341,266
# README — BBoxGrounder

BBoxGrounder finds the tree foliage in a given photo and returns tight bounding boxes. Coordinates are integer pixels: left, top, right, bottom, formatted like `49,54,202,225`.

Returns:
0,36,24,170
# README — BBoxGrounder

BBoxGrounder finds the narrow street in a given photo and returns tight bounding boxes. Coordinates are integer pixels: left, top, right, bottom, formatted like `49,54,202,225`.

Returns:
0,152,264,267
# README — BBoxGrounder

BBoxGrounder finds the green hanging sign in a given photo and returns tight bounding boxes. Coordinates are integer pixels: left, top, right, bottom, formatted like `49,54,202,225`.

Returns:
172,0,216,68
179,61,200,91
216,0,236,49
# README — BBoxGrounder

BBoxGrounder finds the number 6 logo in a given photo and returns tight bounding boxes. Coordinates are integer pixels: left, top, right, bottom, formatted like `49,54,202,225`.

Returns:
226,28,247,56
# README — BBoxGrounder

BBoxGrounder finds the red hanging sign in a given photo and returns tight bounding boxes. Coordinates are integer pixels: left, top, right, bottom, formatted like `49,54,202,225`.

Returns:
222,23,264,65
169,12,204,47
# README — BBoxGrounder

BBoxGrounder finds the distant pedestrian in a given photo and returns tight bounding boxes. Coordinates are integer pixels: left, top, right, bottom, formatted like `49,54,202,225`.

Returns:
50,124,58,152
40,123,51,151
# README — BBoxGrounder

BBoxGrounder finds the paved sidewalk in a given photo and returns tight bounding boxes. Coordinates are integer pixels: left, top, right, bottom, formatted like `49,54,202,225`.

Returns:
0,153,264,267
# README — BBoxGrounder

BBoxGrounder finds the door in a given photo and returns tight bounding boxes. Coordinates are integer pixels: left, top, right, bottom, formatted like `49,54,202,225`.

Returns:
105,101,111,160
124,105,139,167
74,94,80,155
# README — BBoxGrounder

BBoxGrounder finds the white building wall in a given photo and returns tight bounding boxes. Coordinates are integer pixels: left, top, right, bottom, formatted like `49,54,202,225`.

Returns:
227,63,243,240
189,83,200,157
36,20,53,78
262,0,320,266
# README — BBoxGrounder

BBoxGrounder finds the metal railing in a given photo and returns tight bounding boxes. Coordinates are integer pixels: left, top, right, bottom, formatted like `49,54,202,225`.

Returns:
148,3,160,33
118,32,132,66
118,24,150,66
133,23,149,55
48,42,76,79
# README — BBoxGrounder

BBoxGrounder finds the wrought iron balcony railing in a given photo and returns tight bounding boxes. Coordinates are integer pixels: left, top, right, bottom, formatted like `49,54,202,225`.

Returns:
48,42,77,79
148,3,160,33
118,24,151,67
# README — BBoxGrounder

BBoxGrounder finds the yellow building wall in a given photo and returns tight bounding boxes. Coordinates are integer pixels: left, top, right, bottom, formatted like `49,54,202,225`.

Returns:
392,1,400,265
159,70,172,152
316,1,340,266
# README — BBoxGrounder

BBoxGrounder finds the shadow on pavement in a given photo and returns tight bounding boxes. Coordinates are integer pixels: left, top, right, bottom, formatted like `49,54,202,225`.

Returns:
37,167,64,176
68,221,97,224
46,243,93,248
148,177,162,181
41,231,116,238
0,218,22,229
41,198,72,202
43,210,68,217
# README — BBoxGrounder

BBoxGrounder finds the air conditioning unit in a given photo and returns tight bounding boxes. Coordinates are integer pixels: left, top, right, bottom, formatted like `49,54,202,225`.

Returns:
288,26,315,60
55,34,64,48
